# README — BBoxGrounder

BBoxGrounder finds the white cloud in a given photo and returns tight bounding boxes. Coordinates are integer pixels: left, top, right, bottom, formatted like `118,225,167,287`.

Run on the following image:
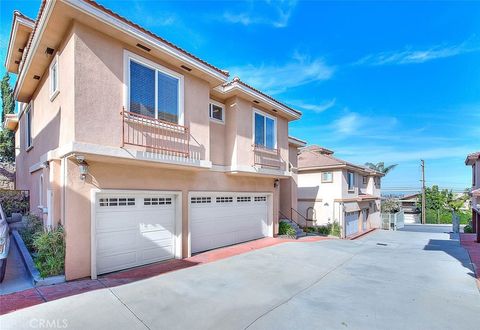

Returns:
331,111,398,136
355,39,480,66
229,53,334,94
222,0,298,28
288,98,336,113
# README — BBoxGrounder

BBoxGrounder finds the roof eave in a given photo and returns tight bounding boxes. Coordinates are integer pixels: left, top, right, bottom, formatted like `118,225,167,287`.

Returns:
4,12,35,72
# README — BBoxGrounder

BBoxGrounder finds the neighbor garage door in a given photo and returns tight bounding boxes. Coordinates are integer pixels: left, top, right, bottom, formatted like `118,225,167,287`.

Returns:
345,211,359,237
190,193,269,253
95,192,176,275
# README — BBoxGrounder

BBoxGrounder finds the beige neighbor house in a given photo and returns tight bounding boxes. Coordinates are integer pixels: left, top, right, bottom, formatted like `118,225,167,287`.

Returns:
4,0,305,280
296,146,384,238
465,152,480,242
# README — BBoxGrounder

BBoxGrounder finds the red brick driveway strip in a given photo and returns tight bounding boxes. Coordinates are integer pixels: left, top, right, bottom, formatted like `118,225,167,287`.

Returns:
460,233,480,288
0,236,329,315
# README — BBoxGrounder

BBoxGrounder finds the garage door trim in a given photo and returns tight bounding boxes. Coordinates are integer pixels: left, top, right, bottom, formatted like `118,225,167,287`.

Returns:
90,189,183,279
187,191,274,257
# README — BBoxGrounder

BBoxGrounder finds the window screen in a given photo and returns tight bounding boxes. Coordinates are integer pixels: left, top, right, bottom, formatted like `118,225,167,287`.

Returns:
130,60,155,118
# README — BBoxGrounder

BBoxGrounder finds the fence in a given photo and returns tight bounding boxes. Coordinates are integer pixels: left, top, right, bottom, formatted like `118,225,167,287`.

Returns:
382,210,405,231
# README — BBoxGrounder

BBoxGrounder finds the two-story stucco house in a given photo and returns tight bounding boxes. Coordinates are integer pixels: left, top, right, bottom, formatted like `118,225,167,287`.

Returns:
465,152,479,242
296,145,384,238
4,0,304,280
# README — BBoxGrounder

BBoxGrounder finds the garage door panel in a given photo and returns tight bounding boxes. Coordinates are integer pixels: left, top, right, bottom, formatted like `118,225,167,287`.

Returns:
190,193,269,253
95,193,176,275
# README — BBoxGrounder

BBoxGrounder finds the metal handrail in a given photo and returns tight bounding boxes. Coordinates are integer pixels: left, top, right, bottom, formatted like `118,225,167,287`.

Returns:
291,207,310,227
121,109,190,157
279,210,301,228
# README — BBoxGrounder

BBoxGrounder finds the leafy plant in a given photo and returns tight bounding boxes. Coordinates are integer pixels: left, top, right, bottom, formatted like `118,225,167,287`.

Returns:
33,225,65,278
0,72,15,162
278,221,296,237
381,198,400,213
316,222,342,237
303,226,316,233
364,162,398,175
0,190,29,217
463,224,473,233
19,214,44,252
317,225,330,235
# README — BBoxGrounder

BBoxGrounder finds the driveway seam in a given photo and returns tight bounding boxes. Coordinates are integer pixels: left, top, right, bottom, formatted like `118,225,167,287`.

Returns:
243,251,362,329
105,287,151,330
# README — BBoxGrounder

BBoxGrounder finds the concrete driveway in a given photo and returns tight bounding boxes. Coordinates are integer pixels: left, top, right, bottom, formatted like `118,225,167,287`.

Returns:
1,227,479,330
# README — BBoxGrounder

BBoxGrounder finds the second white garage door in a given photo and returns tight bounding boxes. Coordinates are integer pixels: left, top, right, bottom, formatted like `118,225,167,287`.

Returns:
190,192,270,253
345,211,359,237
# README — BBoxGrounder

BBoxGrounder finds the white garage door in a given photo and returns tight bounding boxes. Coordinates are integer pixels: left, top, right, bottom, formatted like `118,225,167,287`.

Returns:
95,192,176,275
190,193,269,253
345,211,359,237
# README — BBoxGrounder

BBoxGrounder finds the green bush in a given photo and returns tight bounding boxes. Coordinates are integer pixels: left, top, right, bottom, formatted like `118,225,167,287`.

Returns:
279,221,296,237
0,190,29,217
317,225,330,235
19,214,44,252
463,224,473,233
33,225,65,278
329,221,342,237
303,226,316,233
425,209,471,225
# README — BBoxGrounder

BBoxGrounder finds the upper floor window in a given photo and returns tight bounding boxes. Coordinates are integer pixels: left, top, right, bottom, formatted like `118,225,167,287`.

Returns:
254,110,276,149
363,176,368,184
321,172,333,183
347,171,355,191
126,51,184,124
375,177,381,188
209,100,224,123
25,105,32,150
49,55,59,100
473,164,476,186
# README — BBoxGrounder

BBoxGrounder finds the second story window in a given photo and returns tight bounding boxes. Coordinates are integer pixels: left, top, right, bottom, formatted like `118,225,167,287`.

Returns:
347,171,355,191
473,164,476,186
25,105,32,150
375,177,381,188
321,172,333,183
363,176,368,184
209,101,224,123
254,110,276,149
126,51,184,124
49,55,59,101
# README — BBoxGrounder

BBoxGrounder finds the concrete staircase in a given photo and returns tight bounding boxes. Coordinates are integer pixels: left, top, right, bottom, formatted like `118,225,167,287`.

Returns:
280,219,306,238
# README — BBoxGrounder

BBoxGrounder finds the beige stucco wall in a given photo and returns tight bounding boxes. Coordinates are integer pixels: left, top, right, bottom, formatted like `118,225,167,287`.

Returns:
15,27,76,222
64,159,276,280
279,144,300,218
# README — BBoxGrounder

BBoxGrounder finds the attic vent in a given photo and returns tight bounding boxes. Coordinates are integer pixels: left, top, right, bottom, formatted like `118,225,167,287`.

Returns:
180,65,192,72
272,109,277,112
136,43,151,52
376,243,388,246
18,48,24,53
33,75,40,80
253,100,260,104
45,47,54,55
14,60,20,64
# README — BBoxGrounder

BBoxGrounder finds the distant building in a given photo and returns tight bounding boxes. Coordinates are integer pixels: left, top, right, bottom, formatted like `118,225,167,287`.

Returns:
465,152,480,242
399,193,421,224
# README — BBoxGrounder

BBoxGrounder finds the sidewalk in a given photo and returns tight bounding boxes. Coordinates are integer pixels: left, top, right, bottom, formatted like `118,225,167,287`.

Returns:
0,238,33,295
460,233,480,288
0,235,329,315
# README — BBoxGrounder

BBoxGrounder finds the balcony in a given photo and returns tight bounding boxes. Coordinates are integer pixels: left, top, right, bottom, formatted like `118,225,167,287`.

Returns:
253,144,284,170
121,110,207,167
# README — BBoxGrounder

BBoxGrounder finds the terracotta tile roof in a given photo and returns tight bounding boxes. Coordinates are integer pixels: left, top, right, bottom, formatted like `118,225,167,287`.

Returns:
465,151,480,165
358,194,380,201
223,77,302,116
298,146,384,176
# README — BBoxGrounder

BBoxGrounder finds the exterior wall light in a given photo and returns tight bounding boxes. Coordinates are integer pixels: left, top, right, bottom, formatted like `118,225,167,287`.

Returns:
75,155,89,180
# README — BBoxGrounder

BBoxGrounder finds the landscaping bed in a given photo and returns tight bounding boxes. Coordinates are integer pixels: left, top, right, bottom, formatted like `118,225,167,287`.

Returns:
15,215,65,285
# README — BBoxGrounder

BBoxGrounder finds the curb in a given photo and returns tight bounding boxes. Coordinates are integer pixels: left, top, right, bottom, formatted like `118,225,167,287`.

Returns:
12,230,65,286
348,228,377,240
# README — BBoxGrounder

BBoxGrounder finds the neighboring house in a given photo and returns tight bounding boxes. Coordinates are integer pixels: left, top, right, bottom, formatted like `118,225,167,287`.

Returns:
4,1,303,280
465,152,480,242
398,193,421,224
296,145,384,238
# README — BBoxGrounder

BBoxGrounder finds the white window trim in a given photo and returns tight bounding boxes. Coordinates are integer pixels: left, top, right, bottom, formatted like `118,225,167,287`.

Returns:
252,108,277,149
25,104,32,151
49,54,59,101
123,50,185,125
321,172,333,183
209,99,225,124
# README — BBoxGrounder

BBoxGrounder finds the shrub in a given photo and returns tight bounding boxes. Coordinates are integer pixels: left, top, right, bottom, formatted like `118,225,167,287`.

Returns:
303,226,316,233
316,222,342,237
279,221,296,237
381,198,400,213
463,224,473,233
19,214,44,252
317,225,330,235
0,190,29,217
33,225,65,278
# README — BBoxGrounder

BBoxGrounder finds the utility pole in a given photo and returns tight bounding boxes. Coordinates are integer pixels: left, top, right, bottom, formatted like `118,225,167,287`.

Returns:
421,159,426,224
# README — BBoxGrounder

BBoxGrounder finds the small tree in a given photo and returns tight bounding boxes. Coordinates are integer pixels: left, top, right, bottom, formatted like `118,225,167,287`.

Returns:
0,72,15,162
381,198,400,213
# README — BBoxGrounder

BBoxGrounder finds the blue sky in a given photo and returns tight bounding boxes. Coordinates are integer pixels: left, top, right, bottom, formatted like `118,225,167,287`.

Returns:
1,0,479,193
